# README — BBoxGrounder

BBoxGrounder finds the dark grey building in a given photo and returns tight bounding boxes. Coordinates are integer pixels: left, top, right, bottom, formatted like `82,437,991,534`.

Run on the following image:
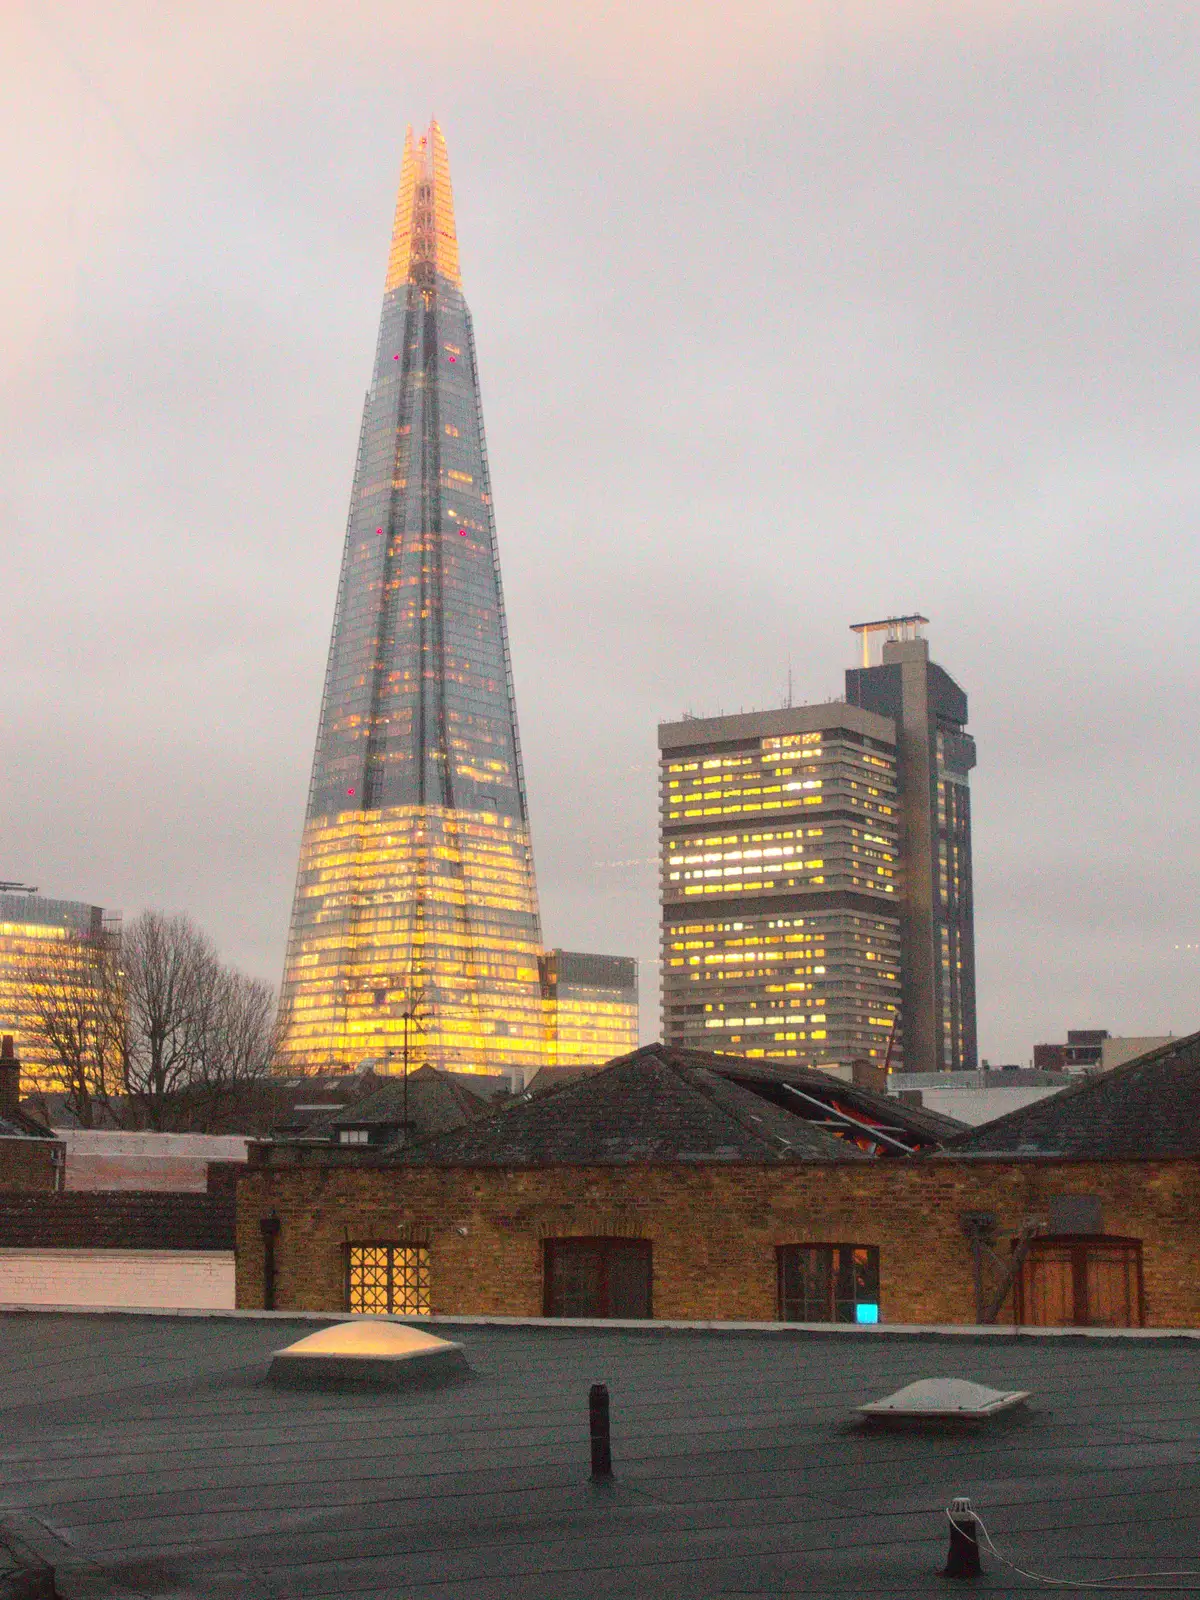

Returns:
846,617,977,1073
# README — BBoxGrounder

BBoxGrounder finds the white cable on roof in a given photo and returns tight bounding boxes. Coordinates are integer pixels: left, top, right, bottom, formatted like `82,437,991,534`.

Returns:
946,1504,1200,1591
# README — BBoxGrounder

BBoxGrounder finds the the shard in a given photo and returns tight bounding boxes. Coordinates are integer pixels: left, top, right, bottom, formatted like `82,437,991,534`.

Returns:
278,121,548,1076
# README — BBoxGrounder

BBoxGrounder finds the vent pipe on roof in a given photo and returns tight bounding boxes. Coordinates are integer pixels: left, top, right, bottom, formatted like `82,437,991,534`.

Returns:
944,1497,982,1577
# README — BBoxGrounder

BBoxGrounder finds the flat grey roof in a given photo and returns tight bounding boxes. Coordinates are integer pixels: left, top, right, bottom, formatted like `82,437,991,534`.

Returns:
3,1310,1200,1598
658,700,894,750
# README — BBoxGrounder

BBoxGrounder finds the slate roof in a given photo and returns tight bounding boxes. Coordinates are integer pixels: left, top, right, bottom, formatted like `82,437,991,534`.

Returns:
0,1112,56,1140
525,1064,597,1096
0,1191,233,1250
0,1103,58,1140
389,1046,868,1166
4,1310,1200,1599
946,1029,1200,1158
314,1064,488,1138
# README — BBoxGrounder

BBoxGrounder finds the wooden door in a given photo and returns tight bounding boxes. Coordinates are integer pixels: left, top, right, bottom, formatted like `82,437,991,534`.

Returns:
1015,1236,1143,1327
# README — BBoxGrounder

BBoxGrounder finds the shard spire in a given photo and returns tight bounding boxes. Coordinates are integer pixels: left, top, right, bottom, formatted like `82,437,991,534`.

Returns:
385,120,461,294
277,121,546,1077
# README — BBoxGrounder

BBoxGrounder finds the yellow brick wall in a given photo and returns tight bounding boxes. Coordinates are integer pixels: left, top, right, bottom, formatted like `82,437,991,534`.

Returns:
234,1157,1200,1327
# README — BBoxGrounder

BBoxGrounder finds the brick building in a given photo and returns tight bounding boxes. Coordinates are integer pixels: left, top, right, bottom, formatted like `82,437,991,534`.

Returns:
236,1038,1200,1329
0,1164,236,1308
0,1035,61,1192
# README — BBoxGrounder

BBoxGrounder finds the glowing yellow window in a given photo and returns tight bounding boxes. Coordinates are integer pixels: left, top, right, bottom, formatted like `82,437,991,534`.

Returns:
346,1244,430,1315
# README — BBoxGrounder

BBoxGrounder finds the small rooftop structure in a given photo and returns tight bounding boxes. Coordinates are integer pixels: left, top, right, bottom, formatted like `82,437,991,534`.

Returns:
848,612,929,666
0,1035,57,1142
298,1063,489,1149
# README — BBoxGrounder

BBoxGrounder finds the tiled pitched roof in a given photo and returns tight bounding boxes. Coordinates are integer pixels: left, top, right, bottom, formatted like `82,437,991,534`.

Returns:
389,1046,866,1166
525,1065,596,1097
319,1065,487,1137
946,1030,1200,1158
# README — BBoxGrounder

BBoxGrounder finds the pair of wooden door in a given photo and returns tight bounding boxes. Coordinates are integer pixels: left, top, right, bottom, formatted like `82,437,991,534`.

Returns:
1015,1236,1143,1327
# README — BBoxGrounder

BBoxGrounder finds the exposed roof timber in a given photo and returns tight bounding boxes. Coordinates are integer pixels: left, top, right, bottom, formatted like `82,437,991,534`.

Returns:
779,1083,919,1155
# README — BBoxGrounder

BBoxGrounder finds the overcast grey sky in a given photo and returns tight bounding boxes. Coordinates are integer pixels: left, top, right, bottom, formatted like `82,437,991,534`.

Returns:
3,1,1198,1062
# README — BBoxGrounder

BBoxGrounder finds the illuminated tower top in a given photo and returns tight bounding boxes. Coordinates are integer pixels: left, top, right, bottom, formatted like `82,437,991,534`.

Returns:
386,121,462,293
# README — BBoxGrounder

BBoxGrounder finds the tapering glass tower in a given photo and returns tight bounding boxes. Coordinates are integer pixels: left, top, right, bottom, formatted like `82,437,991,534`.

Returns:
278,121,547,1076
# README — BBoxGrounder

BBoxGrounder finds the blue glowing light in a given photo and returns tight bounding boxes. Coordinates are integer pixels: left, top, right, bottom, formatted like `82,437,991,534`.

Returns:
855,1303,880,1325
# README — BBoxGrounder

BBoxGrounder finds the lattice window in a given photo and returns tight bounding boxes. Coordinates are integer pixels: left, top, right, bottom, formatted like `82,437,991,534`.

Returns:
347,1244,430,1314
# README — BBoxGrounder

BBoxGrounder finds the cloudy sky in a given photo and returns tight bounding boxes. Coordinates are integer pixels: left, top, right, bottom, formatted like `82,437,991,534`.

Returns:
3,1,1198,1062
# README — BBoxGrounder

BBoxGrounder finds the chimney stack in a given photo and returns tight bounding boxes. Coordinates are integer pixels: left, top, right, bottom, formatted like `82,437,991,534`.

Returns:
0,1035,20,1120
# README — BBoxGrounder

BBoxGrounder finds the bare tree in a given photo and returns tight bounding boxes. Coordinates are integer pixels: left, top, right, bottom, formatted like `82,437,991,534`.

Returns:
181,966,280,1132
119,911,218,1128
23,909,279,1132
21,931,125,1127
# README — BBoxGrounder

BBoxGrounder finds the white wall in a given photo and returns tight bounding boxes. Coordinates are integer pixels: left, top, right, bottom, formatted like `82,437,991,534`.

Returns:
53,1130,250,1192
899,1085,1062,1126
0,1248,235,1309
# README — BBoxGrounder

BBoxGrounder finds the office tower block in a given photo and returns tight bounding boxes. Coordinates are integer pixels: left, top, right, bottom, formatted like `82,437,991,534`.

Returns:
277,122,546,1075
540,951,639,1069
659,618,977,1075
846,617,977,1073
0,888,120,1089
659,705,903,1068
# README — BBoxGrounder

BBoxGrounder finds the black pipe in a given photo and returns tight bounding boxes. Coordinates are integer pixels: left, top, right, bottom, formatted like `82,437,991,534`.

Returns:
260,1212,281,1311
589,1383,612,1480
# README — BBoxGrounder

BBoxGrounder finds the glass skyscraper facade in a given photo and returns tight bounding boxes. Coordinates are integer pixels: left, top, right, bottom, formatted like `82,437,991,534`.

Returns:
540,951,639,1070
278,122,548,1075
